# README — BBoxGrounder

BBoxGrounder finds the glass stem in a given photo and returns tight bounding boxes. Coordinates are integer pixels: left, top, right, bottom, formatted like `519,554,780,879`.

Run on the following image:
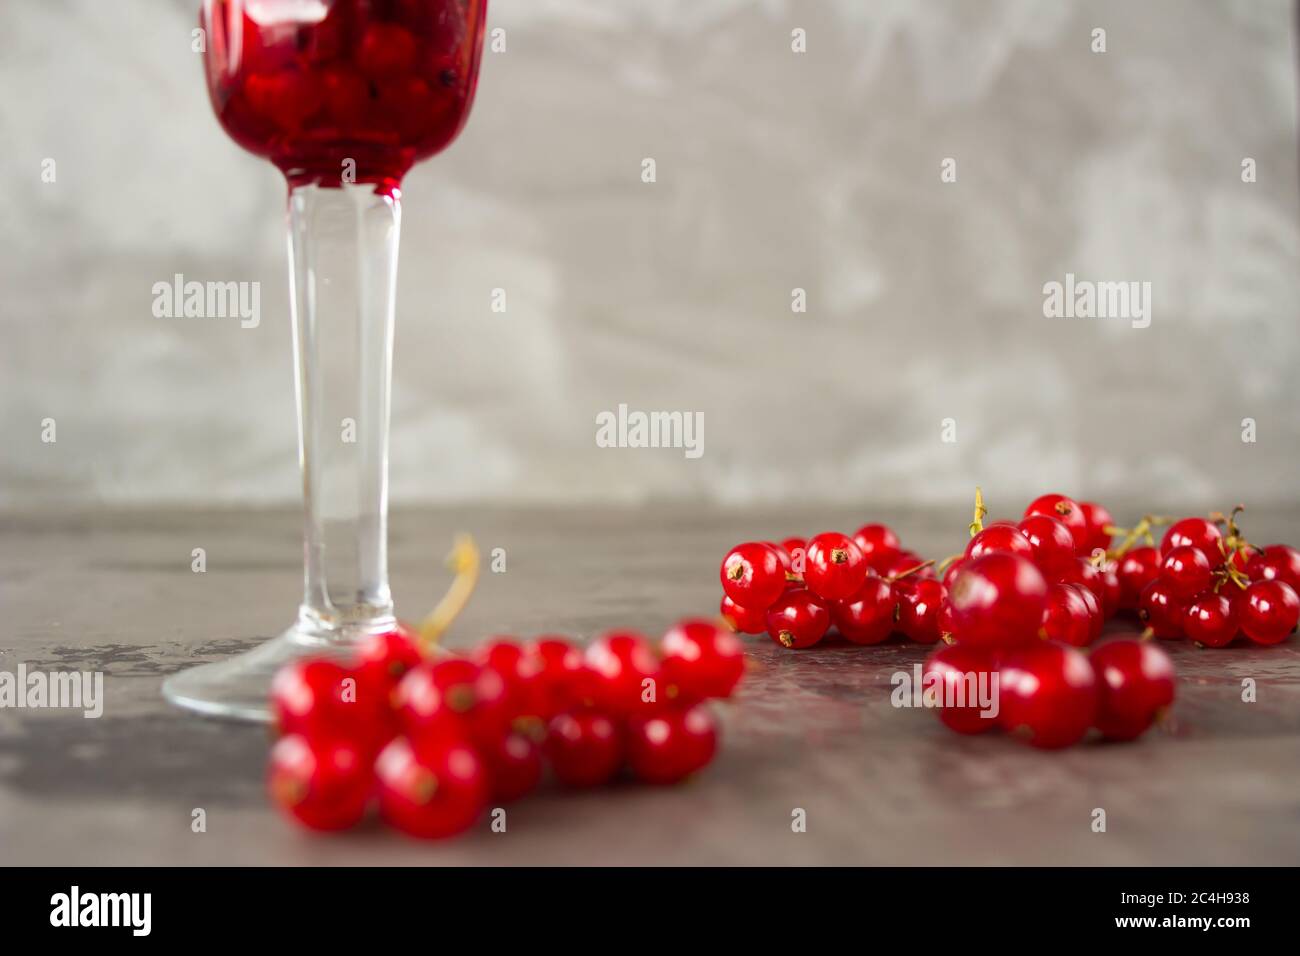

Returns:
287,183,399,642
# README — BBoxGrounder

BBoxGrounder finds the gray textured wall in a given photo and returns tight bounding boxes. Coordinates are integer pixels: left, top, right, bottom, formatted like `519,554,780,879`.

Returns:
2,0,1297,510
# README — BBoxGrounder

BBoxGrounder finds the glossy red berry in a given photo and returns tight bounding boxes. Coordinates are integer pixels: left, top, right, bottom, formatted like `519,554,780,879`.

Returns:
1078,501,1115,555
1053,556,1105,605
720,594,767,635
270,659,384,745
1159,545,1213,599
922,644,1000,735
721,542,787,610
544,711,623,788
804,532,868,601
355,625,424,692
660,619,745,700
1090,639,1176,741
584,631,662,715
895,578,946,644
478,731,543,803
1098,563,1121,619
375,735,487,839
965,522,1034,562
1137,579,1186,639
525,637,595,718
851,523,901,571
1245,544,1300,592
941,557,966,589
1183,591,1238,648
1016,513,1077,573
1040,582,1096,647
626,704,718,785
394,658,512,743
779,537,808,577
1023,493,1088,553
879,550,934,580
947,553,1048,649
1117,546,1161,609
998,642,1098,749
831,577,895,645
268,734,372,832
356,23,418,79
1160,517,1224,566
1238,579,1300,645
473,639,543,718
765,587,831,649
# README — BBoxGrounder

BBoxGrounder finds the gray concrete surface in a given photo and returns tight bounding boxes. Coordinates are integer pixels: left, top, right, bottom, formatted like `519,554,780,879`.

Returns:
1,504,1298,865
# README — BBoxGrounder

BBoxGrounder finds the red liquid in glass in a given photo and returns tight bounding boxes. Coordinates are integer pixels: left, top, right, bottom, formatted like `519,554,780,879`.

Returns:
202,0,487,193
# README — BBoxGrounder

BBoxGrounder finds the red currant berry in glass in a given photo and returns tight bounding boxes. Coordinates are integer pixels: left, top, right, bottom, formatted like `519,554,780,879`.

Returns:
765,587,831,649
1183,591,1238,648
356,23,418,80
375,735,487,839
660,619,745,700
721,541,786,610
1040,582,1096,647
1159,545,1213,599
851,523,901,571
1117,546,1161,609
804,532,868,601
965,521,1034,561
831,577,895,645
1090,639,1176,741
1137,579,1186,639
524,637,595,718
896,578,946,645
544,711,624,788
1016,513,1077,573
1245,544,1300,592
948,553,1048,648
998,642,1098,749
1160,517,1224,565
268,734,372,832
922,644,999,734
1078,501,1116,555
478,731,543,803
626,703,718,785
584,631,662,715
1239,579,1300,645
720,594,767,635
1023,493,1088,552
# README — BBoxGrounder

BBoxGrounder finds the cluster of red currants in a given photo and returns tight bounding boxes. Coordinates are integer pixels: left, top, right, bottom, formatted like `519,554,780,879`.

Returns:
268,619,744,837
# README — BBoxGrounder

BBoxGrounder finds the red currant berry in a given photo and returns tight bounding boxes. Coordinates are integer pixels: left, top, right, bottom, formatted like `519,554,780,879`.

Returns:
268,734,372,831
1137,579,1186,639
1238,579,1300,645
544,711,623,788
524,637,595,718
1090,639,1176,741
922,644,999,734
1075,583,1105,642
1016,513,1077,573
1023,493,1088,553
941,557,967,589
879,550,934,580
1099,563,1121,619
720,594,766,635
356,23,418,80
1159,545,1213,600
895,578,946,645
478,731,543,803
1117,546,1161,609
765,587,831,649
473,639,543,716
584,631,662,715
1160,517,1224,566
394,658,512,743
998,642,1098,749
355,624,423,691
965,521,1035,562
851,523,901,571
1183,590,1238,648
626,704,718,785
375,735,487,839
1245,544,1300,592
831,577,895,645
721,542,786,610
660,619,745,700
1040,582,1096,647
780,536,807,554
937,599,957,641
1078,501,1115,555
270,659,362,739
1053,555,1105,605
948,553,1048,648
804,532,868,601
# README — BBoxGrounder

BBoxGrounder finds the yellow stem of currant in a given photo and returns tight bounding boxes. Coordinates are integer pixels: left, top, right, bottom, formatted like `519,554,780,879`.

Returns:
968,486,987,538
416,534,481,655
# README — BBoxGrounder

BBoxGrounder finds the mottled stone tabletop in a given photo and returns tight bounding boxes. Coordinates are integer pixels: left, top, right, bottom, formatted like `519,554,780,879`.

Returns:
1,505,1298,866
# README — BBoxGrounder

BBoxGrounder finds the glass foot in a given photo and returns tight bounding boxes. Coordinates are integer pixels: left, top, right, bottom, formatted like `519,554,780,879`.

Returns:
162,619,391,723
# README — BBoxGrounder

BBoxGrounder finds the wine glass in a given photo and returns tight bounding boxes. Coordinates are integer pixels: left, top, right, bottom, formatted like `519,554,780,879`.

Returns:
163,0,488,720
